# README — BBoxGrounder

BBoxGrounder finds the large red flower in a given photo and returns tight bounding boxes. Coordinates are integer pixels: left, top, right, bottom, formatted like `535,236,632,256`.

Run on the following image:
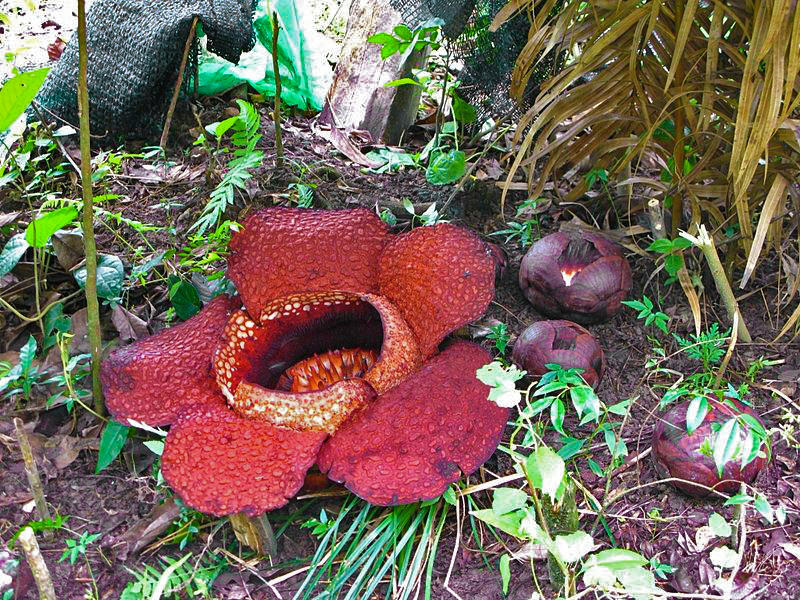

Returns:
101,208,508,515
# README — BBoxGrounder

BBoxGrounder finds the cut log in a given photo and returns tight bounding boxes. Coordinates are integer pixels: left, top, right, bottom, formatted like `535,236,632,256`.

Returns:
320,0,426,145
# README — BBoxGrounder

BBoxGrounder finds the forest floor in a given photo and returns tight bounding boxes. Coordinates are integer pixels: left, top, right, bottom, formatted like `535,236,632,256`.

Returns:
1,91,799,599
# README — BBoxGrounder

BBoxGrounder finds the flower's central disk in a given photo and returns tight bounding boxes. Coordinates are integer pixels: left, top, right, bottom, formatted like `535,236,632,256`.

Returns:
277,348,378,392
213,292,385,434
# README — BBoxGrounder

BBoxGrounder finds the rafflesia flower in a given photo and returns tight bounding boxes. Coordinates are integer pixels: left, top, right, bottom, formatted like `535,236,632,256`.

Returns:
519,231,632,324
101,208,509,516
651,398,768,497
511,320,605,388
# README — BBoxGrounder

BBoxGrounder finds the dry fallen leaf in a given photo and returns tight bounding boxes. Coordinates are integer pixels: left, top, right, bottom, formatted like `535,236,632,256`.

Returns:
111,305,149,342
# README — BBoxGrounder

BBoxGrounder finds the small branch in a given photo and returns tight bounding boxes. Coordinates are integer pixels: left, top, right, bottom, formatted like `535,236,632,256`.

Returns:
680,225,752,343
647,198,666,240
272,12,284,169
14,418,53,539
160,17,199,150
77,0,105,415
18,527,56,600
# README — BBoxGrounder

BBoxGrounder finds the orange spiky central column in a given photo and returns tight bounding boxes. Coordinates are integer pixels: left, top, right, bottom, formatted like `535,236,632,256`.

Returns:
280,348,378,393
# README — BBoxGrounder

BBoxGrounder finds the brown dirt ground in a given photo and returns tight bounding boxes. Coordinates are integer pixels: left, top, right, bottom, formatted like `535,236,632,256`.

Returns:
1,95,800,600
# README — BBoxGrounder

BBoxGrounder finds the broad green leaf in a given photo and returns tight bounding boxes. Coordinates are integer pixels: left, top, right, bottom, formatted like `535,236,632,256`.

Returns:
442,486,457,506
647,239,674,254
553,531,595,563
380,38,401,59
393,25,413,41
168,277,202,321
709,546,738,569
426,150,466,185
19,335,37,373
617,565,658,600
368,33,396,45
470,508,524,538
384,77,422,88
0,68,50,132
197,0,333,111
557,437,585,460
570,385,600,420
685,395,708,434
74,254,124,300
143,440,164,456
492,487,529,515
582,549,648,572
753,494,773,523
452,92,477,123
712,418,741,477
724,493,752,506
708,513,732,537
550,397,566,435
95,421,130,473
664,254,684,277
583,565,616,588
499,554,511,595
0,234,30,277
25,206,79,247
525,446,565,501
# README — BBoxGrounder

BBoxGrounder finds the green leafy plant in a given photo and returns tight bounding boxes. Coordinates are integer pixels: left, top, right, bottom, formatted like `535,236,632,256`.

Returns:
674,324,731,369
402,199,446,227
120,552,226,600
487,323,510,356
622,295,670,334
647,237,692,283
59,531,101,564
368,20,442,61
192,100,263,235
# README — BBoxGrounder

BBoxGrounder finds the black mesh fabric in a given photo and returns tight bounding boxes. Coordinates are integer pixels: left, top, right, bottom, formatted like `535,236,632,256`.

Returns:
389,0,565,122
35,0,255,137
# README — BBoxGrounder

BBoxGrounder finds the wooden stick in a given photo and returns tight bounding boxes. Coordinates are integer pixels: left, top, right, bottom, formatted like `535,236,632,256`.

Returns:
160,16,199,150
229,513,277,558
17,528,56,600
271,12,284,168
13,418,53,540
647,198,666,240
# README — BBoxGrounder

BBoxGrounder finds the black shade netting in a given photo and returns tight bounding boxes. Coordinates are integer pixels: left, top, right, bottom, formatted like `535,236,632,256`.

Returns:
34,0,256,137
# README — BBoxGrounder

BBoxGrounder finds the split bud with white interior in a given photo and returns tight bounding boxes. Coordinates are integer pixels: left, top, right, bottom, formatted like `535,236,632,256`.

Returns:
519,231,632,324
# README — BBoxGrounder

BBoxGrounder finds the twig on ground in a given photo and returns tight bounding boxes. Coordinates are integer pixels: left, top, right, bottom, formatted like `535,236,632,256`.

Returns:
272,12,284,169
13,418,53,539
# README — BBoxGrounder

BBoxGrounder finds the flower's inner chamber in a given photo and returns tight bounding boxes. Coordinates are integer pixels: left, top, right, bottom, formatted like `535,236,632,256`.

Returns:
558,237,601,286
217,292,384,398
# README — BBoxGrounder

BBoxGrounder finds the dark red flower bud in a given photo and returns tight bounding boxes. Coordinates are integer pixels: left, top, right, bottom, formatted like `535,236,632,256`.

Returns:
484,242,507,281
511,320,605,388
651,398,768,497
519,231,632,324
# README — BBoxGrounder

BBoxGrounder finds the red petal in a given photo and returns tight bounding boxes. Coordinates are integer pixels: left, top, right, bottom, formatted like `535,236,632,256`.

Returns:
361,293,422,394
162,402,326,516
318,341,507,505
101,295,239,426
378,225,495,358
227,208,391,319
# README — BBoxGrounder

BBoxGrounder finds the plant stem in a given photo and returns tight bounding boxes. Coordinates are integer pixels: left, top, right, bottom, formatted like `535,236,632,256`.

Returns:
680,225,752,343
77,0,105,415
671,0,686,239
272,11,284,169
14,418,53,539
17,527,56,600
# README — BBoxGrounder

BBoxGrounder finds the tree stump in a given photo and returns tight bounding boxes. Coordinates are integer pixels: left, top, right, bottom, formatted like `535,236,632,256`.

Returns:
320,0,426,145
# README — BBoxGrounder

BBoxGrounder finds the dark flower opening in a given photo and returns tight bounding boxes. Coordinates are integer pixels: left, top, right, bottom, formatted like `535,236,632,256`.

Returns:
242,297,383,392
557,237,602,286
